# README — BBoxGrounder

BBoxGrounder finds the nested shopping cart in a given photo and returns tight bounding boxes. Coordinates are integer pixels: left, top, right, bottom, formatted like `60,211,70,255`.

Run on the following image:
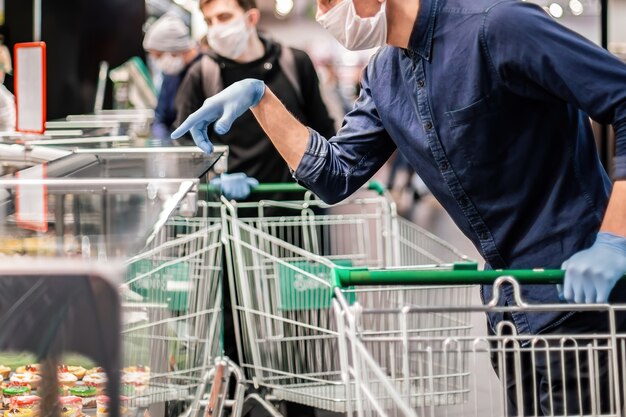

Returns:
333,269,626,417
221,182,475,413
122,200,223,408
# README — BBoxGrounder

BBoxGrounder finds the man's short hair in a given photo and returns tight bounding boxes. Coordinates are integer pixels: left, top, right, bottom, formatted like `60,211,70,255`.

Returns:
199,0,257,11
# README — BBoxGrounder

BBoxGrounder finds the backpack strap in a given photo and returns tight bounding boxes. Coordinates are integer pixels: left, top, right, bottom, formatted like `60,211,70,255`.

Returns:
200,46,303,106
200,54,223,98
278,46,304,107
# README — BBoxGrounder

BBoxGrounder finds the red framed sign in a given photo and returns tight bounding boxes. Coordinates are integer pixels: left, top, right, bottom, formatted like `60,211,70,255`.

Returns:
14,42,47,134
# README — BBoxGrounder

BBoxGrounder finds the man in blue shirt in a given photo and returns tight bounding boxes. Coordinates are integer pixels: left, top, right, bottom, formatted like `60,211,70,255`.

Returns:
173,0,626,414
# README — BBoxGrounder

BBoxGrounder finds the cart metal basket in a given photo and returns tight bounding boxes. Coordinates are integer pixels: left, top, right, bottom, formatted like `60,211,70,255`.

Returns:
221,184,474,413
122,201,223,407
333,269,626,417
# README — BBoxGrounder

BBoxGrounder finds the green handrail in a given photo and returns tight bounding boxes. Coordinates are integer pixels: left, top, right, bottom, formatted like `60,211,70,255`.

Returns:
199,182,305,194
332,262,626,288
200,180,387,196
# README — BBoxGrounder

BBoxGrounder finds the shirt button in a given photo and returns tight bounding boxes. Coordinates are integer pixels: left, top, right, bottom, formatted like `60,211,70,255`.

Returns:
264,62,273,70
440,161,449,170
418,79,425,88
459,197,469,207
479,232,490,241
424,121,433,131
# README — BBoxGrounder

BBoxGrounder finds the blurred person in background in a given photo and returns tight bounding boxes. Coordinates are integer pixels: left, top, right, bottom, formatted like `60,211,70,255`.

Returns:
0,83,15,131
313,53,353,131
143,13,201,139
0,34,11,84
174,0,626,415
175,0,335,202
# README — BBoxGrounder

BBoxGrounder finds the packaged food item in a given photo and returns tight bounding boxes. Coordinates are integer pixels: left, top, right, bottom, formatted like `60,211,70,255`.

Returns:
60,406,80,417
83,373,107,394
57,373,78,388
85,367,105,376
58,366,86,380
0,367,10,380
8,396,39,411
120,396,130,417
3,408,34,417
2,385,31,408
67,386,97,408
58,396,82,412
95,395,129,417
14,366,39,375
9,374,40,391
96,395,109,417
121,366,150,393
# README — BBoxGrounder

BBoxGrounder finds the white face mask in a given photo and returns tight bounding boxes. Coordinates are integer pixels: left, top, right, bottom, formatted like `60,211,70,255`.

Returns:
207,13,253,60
157,53,186,75
316,0,387,51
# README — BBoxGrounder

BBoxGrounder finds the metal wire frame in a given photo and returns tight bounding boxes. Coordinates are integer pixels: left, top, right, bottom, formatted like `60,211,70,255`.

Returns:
120,202,223,407
221,194,472,413
336,277,625,417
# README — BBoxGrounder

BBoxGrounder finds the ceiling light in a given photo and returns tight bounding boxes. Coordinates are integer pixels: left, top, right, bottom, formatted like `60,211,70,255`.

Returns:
548,3,564,18
275,0,294,17
569,0,584,15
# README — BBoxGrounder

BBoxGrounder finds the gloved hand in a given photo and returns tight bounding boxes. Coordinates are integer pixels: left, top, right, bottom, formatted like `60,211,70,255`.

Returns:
151,123,170,140
561,232,626,303
210,173,259,200
171,79,266,154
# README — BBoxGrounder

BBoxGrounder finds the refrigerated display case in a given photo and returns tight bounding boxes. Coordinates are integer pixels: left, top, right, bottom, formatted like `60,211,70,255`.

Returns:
0,144,226,417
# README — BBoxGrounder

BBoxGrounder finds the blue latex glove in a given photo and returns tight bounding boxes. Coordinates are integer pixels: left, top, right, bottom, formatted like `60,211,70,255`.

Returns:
561,232,626,303
171,79,266,154
151,122,170,140
210,173,259,200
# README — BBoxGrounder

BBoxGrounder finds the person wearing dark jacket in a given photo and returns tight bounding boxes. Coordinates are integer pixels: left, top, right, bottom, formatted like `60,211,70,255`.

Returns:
175,2,335,416
175,0,335,201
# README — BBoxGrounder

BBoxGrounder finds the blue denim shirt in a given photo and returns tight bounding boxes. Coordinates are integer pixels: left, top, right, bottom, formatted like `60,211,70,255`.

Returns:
294,0,626,335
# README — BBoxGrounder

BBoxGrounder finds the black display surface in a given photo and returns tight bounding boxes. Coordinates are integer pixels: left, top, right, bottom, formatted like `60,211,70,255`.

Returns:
5,0,146,119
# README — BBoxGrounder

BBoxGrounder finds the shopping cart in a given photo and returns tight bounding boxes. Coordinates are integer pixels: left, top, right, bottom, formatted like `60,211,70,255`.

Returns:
221,182,475,413
333,269,626,417
122,200,223,408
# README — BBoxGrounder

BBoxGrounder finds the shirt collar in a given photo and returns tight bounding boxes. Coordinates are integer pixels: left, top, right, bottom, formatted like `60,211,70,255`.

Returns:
407,0,439,60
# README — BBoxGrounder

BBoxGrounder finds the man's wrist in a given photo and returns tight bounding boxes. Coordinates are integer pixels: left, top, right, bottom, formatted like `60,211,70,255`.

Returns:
597,231,626,254
249,79,266,108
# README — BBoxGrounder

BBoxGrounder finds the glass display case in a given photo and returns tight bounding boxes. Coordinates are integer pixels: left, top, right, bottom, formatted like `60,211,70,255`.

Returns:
0,141,225,417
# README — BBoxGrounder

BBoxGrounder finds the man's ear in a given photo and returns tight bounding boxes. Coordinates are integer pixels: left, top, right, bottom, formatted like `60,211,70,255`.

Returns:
247,8,261,27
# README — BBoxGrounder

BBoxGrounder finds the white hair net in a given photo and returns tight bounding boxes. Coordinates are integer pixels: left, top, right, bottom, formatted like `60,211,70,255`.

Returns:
143,12,195,52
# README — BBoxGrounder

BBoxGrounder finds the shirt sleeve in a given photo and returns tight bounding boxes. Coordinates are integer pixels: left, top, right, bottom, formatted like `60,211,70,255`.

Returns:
483,1,626,179
293,49,337,138
294,66,396,204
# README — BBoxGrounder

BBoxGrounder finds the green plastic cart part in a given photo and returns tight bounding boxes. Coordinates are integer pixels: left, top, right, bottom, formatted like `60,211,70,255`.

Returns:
200,180,387,196
199,182,305,194
366,180,386,196
331,262,626,288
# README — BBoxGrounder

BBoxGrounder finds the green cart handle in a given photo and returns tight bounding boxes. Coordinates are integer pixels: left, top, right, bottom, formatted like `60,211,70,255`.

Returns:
367,180,387,196
333,262,626,287
200,180,387,195
199,182,305,194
